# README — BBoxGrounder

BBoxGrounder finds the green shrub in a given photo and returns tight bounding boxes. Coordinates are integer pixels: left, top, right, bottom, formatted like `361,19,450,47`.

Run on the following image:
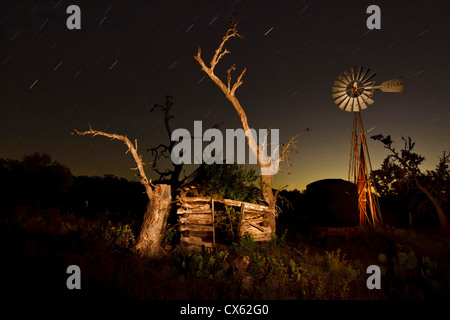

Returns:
232,234,359,299
161,223,178,249
200,164,261,203
102,221,135,250
214,206,242,244
295,248,357,300
233,232,295,280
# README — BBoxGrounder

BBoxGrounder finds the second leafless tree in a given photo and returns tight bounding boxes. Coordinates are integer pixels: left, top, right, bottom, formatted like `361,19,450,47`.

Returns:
194,22,308,230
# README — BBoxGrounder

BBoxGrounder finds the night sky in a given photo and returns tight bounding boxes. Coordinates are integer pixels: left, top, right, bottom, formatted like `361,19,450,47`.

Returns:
1,0,449,191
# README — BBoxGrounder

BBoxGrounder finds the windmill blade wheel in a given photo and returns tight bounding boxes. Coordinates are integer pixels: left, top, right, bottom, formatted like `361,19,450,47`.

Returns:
332,67,374,112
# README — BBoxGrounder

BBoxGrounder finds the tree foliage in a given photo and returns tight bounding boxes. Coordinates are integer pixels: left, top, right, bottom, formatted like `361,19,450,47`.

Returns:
0,152,73,210
371,134,449,231
371,135,424,195
197,163,261,204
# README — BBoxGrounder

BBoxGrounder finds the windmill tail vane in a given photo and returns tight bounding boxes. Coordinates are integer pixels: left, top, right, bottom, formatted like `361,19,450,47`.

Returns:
379,77,404,92
332,67,404,112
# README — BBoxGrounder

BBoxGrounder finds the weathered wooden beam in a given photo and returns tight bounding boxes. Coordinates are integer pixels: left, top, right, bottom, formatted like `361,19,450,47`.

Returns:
242,212,265,220
221,199,274,213
240,223,271,235
183,213,215,219
178,196,274,213
178,196,211,203
176,208,213,215
243,209,270,215
251,233,273,242
242,216,265,224
178,216,213,225
179,224,214,232
180,203,211,210
247,221,265,232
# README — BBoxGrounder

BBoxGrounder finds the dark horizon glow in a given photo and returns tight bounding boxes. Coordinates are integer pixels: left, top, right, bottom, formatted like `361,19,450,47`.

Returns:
1,0,449,191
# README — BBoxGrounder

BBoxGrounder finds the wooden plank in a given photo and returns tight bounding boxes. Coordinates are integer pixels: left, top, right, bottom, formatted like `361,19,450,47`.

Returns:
221,199,274,213
246,221,265,232
243,209,271,216
180,203,210,210
178,196,211,203
214,198,241,207
240,224,271,235
179,224,214,232
242,216,265,224
240,231,272,242
252,233,272,242
184,213,215,219
176,208,212,215
242,212,265,220
178,196,274,213
178,216,213,225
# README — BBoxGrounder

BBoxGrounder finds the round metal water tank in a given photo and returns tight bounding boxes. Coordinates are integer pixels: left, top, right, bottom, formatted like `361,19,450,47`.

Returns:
305,179,359,227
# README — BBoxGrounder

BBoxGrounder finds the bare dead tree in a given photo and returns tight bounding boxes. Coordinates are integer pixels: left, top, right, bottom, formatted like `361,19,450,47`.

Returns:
146,95,184,186
194,21,308,230
71,125,171,256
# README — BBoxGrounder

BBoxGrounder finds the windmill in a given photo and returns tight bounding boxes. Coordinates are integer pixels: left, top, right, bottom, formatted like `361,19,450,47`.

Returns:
331,67,404,229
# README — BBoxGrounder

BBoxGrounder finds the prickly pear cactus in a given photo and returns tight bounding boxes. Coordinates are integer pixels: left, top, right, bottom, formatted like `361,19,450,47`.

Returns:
177,248,230,280
376,242,447,298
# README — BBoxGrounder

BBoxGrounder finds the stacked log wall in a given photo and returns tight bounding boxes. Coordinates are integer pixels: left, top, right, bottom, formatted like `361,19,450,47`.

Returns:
177,196,275,249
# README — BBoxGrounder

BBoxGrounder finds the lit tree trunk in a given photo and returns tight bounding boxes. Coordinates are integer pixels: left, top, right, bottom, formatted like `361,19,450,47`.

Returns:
415,178,448,232
71,126,172,256
135,184,171,254
261,174,276,230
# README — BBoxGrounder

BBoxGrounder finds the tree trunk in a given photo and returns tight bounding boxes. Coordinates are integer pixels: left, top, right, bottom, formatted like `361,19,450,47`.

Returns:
261,174,276,232
135,184,172,256
415,178,448,232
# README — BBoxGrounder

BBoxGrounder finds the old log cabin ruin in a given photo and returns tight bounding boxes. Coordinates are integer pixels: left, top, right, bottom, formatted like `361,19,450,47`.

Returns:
177,191,274,249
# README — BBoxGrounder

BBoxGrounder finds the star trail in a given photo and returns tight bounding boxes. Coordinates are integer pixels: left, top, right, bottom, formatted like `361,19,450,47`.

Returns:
0,0,449,190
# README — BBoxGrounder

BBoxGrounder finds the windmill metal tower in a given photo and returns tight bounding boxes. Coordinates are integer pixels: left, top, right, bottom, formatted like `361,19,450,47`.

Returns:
332,67,404,229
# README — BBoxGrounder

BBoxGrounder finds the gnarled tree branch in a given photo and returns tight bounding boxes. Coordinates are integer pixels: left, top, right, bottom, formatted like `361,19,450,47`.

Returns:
71,127,154,200
194,22,262,166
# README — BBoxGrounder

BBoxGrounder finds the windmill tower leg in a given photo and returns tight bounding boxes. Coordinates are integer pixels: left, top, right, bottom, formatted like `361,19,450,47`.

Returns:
349,112,383,229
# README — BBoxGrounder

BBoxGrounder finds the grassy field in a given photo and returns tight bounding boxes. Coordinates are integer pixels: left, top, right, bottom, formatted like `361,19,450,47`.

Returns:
2,206,449,300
